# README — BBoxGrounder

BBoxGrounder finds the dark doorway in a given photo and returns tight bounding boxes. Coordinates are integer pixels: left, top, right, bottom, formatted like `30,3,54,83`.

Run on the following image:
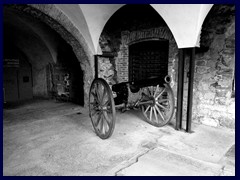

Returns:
129,40,169,82
52,43,84,105
3,48,33,103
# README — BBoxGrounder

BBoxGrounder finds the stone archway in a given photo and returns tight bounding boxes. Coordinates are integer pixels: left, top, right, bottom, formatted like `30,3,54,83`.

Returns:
5,4,94,106
98,5,178,93
119,27,178,87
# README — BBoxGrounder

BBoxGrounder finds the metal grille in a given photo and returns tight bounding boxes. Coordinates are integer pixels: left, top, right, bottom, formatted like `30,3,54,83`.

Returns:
129,40,169,82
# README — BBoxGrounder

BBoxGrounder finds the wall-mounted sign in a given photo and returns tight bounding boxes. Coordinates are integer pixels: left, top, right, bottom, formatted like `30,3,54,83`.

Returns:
4,59,19,68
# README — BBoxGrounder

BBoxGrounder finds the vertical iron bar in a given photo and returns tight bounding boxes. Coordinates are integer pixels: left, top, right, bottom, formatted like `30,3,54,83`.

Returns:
94,55,98,79
186,48,196,132
17,70,20,99
176,48,185,130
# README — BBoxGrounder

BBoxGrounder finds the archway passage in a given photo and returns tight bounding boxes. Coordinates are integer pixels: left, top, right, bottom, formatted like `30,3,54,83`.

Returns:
3,6,84,106
99,4,177,84
52,41,84,105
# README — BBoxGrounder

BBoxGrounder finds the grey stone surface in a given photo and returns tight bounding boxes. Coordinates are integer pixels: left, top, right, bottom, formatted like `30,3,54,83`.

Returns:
117,148,223,176
183,5,235,129
3,100,235,176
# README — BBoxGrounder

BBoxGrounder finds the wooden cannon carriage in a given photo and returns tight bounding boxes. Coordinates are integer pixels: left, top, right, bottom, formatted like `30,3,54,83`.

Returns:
89,40,175,139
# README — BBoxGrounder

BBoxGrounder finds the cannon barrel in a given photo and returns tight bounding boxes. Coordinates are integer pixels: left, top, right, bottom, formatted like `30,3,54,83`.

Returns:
112,75,171,93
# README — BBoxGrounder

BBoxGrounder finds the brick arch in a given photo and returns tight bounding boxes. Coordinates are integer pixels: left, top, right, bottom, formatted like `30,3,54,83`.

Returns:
6,4,94,106
98,4,177,53
118,28,178,87
121,27,177,58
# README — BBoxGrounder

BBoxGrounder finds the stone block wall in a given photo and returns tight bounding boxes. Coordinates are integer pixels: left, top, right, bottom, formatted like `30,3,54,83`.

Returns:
182,5,235,129
98,56,116,85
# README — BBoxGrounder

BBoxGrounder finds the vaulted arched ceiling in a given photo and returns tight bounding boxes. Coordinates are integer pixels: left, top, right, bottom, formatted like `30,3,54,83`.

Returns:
54,4,213,54
150,4,213,48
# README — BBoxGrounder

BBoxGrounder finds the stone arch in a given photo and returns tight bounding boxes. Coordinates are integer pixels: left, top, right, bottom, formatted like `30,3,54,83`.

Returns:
121,27,177,59
6,4,94,106
97,4,177,52
98,4,178,92
120,27,178,88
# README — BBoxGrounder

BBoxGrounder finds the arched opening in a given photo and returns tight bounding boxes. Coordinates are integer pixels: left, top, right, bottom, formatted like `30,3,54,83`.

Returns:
98,4,178,92
3,6,85,106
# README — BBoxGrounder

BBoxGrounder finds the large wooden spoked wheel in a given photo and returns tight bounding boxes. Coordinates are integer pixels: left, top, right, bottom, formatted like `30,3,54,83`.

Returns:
141,83,175,127
89,78,116,139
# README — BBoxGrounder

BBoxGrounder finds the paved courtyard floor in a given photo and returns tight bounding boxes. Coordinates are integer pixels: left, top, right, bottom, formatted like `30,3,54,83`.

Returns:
3,100,235,176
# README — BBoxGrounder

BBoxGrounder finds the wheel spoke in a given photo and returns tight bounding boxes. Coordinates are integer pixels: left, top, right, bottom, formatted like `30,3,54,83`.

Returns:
99,84,105,101
91,91,97,98
156,87,166,99
107,108,112,113
144,105,151,113
147,87,152,96
90,101,97,105
90,102,98,109
91,91,99,104
102,118,108,135
154,85,159,97
99,114,104,134
95,112,102,127
95,85,102,104
156,102,168,110
153,107,158,123
149,107,153,121
151,86,154,96
91,109,99,117
158,98,170,103
142,92,151,102
103,111,111,128
155,104,165,121
102,88,107,102
103,98,110,106
96,89,101,103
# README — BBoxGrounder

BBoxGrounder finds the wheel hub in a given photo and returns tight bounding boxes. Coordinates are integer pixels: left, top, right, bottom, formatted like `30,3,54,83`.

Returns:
149,96,156,107
97,105,107,111
101,106,107,111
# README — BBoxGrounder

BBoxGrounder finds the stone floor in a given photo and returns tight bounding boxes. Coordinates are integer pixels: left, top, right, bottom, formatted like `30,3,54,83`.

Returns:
3,99,235,176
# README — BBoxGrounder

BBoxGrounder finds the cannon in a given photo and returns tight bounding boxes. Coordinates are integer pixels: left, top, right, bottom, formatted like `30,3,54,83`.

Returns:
89,74,175,139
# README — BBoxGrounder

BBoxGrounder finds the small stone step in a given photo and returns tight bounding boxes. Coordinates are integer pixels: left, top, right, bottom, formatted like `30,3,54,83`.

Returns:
117,148,223,176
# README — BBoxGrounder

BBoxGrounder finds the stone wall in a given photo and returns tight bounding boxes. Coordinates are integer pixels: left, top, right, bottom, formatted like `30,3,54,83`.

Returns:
183,5,235,129
98,56,116,85
99,27,178,96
